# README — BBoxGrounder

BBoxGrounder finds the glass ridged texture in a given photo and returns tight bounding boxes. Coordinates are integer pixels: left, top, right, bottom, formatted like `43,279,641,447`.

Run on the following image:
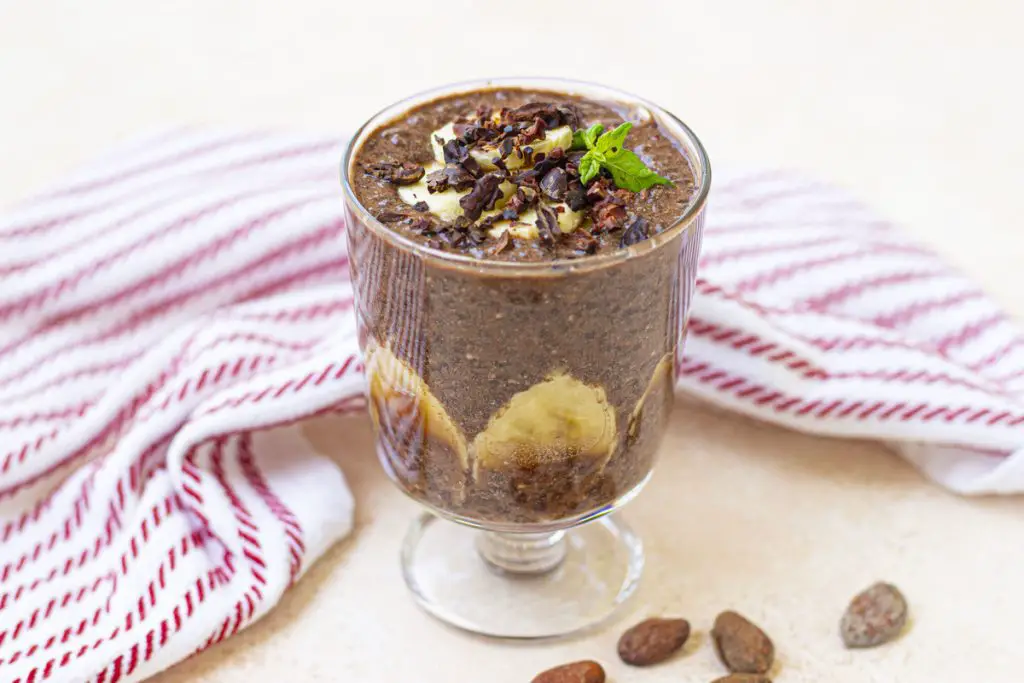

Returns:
342,78,709,638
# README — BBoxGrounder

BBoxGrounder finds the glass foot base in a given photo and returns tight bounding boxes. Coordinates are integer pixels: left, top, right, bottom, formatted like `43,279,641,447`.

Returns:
400,512,644,640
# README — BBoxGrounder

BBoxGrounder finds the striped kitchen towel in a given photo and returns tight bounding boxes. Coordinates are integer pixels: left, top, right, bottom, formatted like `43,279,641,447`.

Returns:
0,127,1021,682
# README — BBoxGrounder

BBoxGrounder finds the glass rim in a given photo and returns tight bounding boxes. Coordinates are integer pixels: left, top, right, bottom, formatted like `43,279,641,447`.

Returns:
340,77,711,275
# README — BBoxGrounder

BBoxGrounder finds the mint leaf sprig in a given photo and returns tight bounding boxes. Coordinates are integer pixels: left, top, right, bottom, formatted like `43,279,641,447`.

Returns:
570,122,672,192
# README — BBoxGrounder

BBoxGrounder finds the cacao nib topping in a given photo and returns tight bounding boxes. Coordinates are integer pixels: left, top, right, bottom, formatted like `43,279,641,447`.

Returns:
507,102,558,122
412,201,430,212
531,147,566,176
565,182,588,211
466,226,488,245
519,117,548,146
594,201,628,232
426,165,475,193
585,176,613,203
498,138,515,159
441,139,464,163
505,187,536,216
565,150,586,177
506,102,577,131
435,228,459,247
511,168,539,187
459,173,505,221
521,145,535,167
491,155,510,174
451,215,473,231
566,230,598,256
453,123,496,145
364,161,425,185
442,139,481,177
540,167,568,202
375,211,409,223
408,216,434,234
620,216,650,247
536,204,561,245
556,104,582,130
487,229,512,255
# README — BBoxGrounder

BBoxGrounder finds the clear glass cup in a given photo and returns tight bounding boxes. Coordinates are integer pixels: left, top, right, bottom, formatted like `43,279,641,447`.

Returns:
341,78,709,639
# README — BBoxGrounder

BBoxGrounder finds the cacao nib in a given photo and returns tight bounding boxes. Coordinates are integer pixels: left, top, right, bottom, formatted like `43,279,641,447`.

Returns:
408,217,434,234
566,230,598,255
412,201,430,212
540,167,568,202
442,139,481,177
459,173,505,221
586,176,613,203
491,156,510,174
454,123,496,145
620,217,650,247
565,151,587,177
520,145,535,167
565,182,588,211
451,216,473,231
467,227,488,245
441,139,465,164
536,204,561,245
507,102,560,124
375,211,408,223
487,229,512,255
556,103,582,129
519,117,548,145
593,202,628,232
363,161,424,185
505,188,536,215
512,168,539,187
532,148,566,176
426,165,475,193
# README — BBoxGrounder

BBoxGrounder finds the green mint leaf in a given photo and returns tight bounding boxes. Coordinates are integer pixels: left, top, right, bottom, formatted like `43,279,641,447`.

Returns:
571,130,588,151
575,121,671,191
602,149,672,192
578,153,601,185
572,124,605,151
595,122,632,155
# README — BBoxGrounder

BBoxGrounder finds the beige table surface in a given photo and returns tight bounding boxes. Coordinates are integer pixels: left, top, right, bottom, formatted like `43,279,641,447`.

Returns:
2,2,1023,681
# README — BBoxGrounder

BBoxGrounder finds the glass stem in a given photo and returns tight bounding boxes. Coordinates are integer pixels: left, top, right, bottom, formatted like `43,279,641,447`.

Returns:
476,530,568,576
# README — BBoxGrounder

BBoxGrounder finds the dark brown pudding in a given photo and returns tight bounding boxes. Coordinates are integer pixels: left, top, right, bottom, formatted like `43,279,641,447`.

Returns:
343,84,708,528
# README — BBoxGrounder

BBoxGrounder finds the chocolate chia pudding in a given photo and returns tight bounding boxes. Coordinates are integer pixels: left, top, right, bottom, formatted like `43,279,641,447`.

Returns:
342,80,709,529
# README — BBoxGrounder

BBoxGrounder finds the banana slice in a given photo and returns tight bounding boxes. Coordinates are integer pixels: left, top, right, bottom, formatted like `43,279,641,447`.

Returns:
397,164,515,222
471,372,617,476
432,123,573,171
626,353,675,446
396,163,462,221
366,343,469,472
486,203,583,240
